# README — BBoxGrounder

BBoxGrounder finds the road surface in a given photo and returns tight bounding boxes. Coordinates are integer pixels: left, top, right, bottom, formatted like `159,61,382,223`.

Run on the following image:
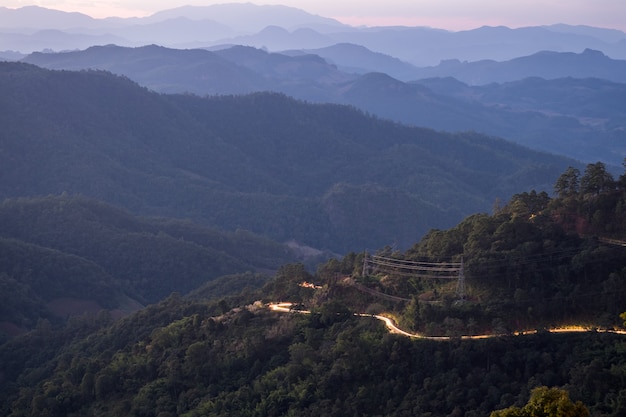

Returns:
268,302,626,341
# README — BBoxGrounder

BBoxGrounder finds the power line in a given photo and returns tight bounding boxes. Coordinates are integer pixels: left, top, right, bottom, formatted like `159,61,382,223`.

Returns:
363,252,466,299
370,254,462,268
360,238,624,303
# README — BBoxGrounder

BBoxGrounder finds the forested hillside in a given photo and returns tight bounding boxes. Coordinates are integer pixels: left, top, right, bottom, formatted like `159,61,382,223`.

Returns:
22,45,626,165
2,7,626,417
400,161,626,332
2,58,625,417
0,61,577,252
1,164,626,417
302,162,626,335
2,294,624,417
0,195,296,334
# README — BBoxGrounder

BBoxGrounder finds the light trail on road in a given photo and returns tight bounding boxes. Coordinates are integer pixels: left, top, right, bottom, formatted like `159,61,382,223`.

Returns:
268,302,626,341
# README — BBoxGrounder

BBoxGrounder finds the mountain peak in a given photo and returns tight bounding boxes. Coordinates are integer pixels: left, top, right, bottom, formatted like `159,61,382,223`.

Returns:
0,5,95,29
581,48,607,57
145,3,345,32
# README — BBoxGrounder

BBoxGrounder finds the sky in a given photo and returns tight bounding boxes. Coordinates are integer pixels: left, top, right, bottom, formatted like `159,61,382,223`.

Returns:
4,0,626,31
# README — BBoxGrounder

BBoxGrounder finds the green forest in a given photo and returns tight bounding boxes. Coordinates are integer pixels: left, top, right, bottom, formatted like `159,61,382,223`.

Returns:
1,162,626,416
338,161,626,335
0,195,299,333
1,61,626,417
0,62,579,253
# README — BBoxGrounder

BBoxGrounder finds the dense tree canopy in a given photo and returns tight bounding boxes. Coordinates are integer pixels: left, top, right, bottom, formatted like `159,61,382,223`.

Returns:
0,62,578,252
325,162,626,335
0,195,298,332
1,62,625,416
2,293,624,417
491,387,589,417
1,163,626,417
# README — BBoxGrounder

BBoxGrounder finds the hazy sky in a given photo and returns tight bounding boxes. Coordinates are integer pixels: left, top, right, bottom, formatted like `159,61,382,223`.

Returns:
5,0,626,31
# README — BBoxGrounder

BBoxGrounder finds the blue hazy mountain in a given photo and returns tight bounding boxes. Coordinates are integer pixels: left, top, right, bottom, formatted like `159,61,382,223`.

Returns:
282,43,420,81
22,45,626,165
0,62,578,253
2,5,625,65
410,49,626,84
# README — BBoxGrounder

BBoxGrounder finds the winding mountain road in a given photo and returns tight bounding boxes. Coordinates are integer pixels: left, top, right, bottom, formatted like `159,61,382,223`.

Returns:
268,302,626,341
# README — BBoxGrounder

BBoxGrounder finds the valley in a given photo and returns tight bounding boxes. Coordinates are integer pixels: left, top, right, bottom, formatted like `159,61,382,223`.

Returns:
1,3,626,416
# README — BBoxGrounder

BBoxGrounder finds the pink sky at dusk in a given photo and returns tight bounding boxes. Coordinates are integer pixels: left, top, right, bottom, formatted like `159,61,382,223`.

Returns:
3,0,626,31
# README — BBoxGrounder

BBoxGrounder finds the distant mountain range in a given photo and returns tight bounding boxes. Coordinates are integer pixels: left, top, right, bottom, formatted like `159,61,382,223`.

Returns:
22,44,626,165
410,48,626,84
0,62,578,253
1,4,625,66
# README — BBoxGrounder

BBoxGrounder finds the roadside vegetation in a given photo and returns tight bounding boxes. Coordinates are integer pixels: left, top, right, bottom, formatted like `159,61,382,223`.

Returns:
2,163,626,416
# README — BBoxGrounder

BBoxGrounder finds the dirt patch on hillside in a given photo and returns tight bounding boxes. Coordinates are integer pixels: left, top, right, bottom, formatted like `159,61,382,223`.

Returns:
0,321,27,337
111,294,144,319
47,295,144,320
46,298,103,318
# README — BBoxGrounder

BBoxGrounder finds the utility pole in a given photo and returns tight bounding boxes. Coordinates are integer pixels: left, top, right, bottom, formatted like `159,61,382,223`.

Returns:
455,256,466,301
362,251,368,277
